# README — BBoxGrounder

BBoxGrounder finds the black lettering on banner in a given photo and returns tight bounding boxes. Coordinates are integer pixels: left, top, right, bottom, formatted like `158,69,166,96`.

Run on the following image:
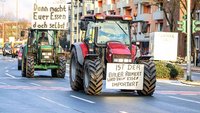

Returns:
34,3,48,11
50,22,65,29
116,64,124,71
33,22,48,28
50,5,67,12
111,81,138,87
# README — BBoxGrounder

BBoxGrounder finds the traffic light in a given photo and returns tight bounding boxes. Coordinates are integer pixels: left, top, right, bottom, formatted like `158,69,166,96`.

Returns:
177,20,187,33
192,20,200,33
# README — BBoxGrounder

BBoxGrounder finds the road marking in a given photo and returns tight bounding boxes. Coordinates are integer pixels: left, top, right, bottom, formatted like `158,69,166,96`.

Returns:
157,80,193,87
30,83,41,86
119,111,128,113
70,95,95,104
0,82,9,85
38,96,84,113
5,70,9,73
11,67,15,69
38,96,70,108
156,91,200,95
5,73,16,79
0,85,71,91
169,96,200,104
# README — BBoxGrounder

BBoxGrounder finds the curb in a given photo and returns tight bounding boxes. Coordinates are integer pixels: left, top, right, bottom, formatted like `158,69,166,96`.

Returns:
180,80,200,86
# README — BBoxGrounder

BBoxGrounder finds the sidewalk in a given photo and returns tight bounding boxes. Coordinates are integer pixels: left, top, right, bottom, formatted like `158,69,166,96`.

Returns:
179,64,200,86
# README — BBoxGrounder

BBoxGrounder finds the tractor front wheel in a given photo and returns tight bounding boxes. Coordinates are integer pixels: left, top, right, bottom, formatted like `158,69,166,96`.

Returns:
57,56,66,78
69,48,83,91
51,69,57,77
83,58,103,95
137,61,156,96
26,56,34,78
21,57,26,77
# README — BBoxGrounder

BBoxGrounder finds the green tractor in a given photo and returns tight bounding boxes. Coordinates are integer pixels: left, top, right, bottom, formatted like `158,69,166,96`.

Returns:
21,29,66,78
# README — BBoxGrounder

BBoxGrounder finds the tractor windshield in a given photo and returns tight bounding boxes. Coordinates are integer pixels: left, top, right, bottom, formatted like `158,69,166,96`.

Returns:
97,20,130,45
38,30,54,45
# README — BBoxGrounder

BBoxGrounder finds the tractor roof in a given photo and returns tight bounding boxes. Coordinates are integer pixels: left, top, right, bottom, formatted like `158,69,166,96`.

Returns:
80,13,133,22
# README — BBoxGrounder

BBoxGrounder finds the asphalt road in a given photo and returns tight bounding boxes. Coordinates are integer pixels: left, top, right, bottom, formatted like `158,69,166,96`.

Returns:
0,55,200,113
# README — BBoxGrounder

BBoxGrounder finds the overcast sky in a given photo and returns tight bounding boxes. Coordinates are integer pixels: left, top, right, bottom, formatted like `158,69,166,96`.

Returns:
0,0,70,21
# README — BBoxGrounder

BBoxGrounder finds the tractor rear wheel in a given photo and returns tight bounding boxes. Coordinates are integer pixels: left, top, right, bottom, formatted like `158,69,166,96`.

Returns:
26,56,34,78
137,61,156,96
57,56,66,78
21,57,26,77
83,58,103,95
69,48,83,91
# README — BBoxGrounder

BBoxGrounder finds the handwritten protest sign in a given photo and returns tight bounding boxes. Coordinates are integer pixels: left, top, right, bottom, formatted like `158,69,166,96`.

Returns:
106,63,144,90
32,3,67,29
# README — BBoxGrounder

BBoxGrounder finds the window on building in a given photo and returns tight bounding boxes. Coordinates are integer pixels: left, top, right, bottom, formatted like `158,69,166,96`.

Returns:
111,0,115,4
143,5,151,14
196,10,200,20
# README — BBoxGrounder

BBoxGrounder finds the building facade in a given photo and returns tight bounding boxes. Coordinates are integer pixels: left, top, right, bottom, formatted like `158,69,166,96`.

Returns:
69,0,189,57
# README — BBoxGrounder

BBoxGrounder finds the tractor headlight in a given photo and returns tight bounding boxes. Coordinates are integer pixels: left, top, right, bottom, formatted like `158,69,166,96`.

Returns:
42,52,52,56
112,55,132,63
47,53,52,55
44,56,50,59
42,53,46,55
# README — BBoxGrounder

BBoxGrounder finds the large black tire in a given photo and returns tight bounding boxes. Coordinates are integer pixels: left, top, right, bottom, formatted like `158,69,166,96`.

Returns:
83,58,103,95
51,69,57,77
26,56,34,78
57,56,66,78
21,57,26,77
69,48,83,91
137,61,156,96
3,51,6,56
18,60,22,70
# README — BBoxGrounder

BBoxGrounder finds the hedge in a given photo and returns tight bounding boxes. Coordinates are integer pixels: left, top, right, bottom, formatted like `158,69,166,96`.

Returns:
155,61,184,79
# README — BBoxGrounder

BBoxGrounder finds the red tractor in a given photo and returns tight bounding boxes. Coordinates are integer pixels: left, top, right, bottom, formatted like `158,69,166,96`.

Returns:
69,14,156,96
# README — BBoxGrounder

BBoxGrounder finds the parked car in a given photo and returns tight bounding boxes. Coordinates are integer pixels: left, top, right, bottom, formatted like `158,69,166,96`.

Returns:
0,45,3,54
11,41,23,58
17,45,23,70
2,42,12,56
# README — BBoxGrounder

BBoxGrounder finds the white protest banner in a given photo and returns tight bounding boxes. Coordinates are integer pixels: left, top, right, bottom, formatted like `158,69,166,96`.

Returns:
106,63,144,90
32,3,67,30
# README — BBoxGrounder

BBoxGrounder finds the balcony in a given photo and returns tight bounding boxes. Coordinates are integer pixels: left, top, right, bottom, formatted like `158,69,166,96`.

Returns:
134,0,151,4
153,10,164,20
136,13,152,21
107,4,116,11
95,7,103,13
116,0,130,8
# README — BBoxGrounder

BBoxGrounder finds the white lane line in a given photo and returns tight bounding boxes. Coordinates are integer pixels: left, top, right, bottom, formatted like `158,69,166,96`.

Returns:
38,96,70,109
70,95,95,104
119,111,128,113
169,96,200,104
0,82,9,85
5,73,16,79
5,70,9,73
30,83,41,86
